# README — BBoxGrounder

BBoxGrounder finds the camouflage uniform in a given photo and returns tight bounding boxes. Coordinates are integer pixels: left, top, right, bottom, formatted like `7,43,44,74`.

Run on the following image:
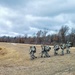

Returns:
41,45,51,57
54,45,60,55
29,46,37,60
60,44,66,55
44,46,51,57
66,42,71,54
41,45,45,57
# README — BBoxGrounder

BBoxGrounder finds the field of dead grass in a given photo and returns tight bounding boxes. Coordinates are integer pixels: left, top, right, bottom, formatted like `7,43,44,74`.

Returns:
0,42,75,75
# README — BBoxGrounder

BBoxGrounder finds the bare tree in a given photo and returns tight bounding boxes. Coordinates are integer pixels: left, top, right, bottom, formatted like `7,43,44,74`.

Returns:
42,29,48,44
36,30,42,44
58,25,69,43
70,28,75,46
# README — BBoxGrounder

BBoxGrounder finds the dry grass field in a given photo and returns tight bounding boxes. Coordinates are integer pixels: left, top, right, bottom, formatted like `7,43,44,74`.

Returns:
0,42,75,75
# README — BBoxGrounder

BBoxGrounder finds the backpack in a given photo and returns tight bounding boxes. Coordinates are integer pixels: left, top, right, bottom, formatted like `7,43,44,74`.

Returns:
45,46,51,51
54,45,59,50
30,46,36,53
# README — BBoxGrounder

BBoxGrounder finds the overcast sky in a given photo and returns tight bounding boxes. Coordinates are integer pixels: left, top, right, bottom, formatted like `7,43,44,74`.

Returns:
0,0,75,36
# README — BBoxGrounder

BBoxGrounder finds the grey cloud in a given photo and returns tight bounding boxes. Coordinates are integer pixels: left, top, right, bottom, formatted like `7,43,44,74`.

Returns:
0,0,31,9
1,0,75,16
0,0,75,36
23,0,75,16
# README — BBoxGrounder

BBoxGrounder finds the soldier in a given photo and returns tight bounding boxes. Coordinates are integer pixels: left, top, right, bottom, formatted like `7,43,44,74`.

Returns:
44,45,51,57
41,45,51,58
41,45,45,57
60,43,66,55
29,46,37,60
54,44,60,55
66,41,72,54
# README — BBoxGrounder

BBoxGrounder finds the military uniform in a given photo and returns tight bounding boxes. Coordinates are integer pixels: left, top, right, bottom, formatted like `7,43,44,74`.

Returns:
60,44,66,55
41,45,45,57
66,42,71,54
41,45,51,57
54,45,60,55
29,46,37,60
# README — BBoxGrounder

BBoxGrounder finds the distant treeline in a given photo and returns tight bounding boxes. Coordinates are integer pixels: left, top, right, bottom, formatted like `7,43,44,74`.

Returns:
0,25,75,46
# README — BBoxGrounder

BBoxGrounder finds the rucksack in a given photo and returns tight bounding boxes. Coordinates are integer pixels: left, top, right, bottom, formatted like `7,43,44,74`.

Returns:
30,46,36,53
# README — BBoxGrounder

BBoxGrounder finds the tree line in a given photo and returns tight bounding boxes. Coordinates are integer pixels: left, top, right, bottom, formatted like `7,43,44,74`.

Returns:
0,25,75,46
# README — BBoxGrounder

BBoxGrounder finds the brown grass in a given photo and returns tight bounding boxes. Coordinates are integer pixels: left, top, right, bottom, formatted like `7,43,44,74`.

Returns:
0,42,75,75
0,47,7,55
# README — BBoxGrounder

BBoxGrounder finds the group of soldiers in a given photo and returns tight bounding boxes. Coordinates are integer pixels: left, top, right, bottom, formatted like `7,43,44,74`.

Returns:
29,42,73,60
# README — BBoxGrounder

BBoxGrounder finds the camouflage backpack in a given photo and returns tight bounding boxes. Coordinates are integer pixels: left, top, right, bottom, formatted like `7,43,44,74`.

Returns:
54,45,60,50
68,42,73,47
44,46,51,51
30,46,36,53
61,44,66,49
